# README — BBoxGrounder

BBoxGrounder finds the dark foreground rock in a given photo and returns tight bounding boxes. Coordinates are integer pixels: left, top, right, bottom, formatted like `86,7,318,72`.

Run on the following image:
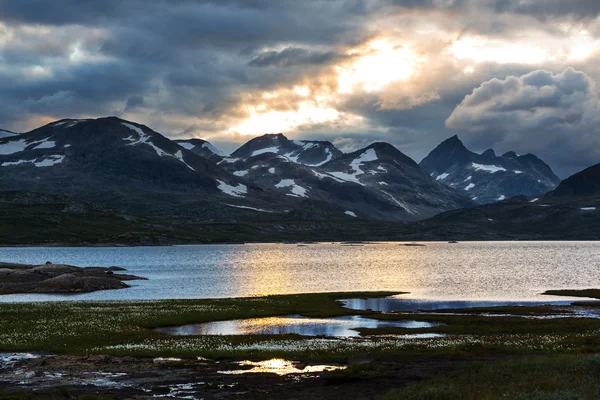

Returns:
0,262,146,294
0,353,490,400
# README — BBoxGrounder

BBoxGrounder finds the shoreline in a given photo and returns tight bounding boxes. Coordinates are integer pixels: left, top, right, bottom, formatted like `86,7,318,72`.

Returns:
1,239,600,248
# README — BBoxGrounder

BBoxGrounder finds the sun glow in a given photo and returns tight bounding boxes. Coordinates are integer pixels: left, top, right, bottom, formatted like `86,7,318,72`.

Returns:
337,40,424,94
450,32,600,65
451,37,547,65
231,101,341,136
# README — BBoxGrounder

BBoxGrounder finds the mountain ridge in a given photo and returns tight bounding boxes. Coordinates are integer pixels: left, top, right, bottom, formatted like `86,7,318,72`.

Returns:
420,135,561,204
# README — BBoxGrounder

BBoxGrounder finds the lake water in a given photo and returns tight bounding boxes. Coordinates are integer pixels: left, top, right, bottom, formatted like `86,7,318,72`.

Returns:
154,315,440,337
0,241,599,303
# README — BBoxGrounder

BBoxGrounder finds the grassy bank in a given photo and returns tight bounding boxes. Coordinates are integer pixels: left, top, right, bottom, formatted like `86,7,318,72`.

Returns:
381,354,600,400
1,292,600,360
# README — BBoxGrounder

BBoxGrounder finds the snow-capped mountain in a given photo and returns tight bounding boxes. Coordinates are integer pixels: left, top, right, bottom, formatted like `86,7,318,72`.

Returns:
174,139,224,163
319,142,474,220
0,117,282,216
231,133,342,167
419,135,560,204
218,151,401,219
0,119,477,221
221,137,473,221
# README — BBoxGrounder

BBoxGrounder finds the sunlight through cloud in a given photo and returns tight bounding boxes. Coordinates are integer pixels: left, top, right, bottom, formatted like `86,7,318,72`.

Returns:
337,40,425,94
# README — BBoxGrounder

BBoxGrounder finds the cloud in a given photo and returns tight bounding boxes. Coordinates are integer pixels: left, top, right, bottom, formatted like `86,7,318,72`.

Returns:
446,68,600,176
2,0,600,176
248,47,342,67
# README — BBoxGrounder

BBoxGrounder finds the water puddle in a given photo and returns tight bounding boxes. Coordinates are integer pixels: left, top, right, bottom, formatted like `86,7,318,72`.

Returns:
393,333,446,339
0,353,39,369
341,297,579,313
218,359,346,375
152,382,206,400
155,314,440,337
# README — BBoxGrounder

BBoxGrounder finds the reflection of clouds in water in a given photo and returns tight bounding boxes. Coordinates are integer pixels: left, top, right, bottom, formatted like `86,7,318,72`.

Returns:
155,315,440,337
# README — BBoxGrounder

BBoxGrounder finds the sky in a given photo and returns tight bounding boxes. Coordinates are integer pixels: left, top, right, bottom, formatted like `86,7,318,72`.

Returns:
2,1,600,177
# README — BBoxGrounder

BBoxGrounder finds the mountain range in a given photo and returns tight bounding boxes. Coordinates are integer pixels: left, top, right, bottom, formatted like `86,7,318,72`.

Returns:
0,117,477,222
420,162,600,240
1,115,596,243
419,135,561,204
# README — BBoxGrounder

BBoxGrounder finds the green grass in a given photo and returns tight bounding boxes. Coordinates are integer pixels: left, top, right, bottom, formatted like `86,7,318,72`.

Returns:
380,354,600,400
0,292,399,358
2,291,600,360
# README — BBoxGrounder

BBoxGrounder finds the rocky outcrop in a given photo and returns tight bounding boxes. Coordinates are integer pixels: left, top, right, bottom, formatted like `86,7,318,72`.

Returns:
0,262,146,294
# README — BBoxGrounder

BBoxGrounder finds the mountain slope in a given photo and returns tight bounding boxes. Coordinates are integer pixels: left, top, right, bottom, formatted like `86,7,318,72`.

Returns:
0,129,18,139
0,117,288,215
420,136,560,204
319,142,474,220
174,138,224,162
231,133,342,166
417,161,600,240
547,162,600,198
219,151,408,220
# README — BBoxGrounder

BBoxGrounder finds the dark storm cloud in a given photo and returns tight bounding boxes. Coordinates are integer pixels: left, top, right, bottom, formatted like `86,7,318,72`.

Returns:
446,68,600,177
2,0,600,175
248,47,342,67
385,0,600,19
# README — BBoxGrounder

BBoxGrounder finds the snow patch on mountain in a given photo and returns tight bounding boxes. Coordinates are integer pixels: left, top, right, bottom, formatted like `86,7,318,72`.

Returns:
306,147,333,167
173,150,195,171
275,179,308,198
2,154,65,167
465,183,475,191
436,173,450,181
382,190,415,214
122,123,169,157
234,170,249,177
178,142,195,150
344,211,357,217
268,167,275,174
472,163,507,173
217,157,239,165
497,195,506,201
35,155,65,167
0,139,29,155
252,146,279,157
312,170,346,183
351,149,378,174
226,204,273,213
123,123,194,170
329,149,378,185
32,138,56,150
581,207,596,211
216,180,247,197
202,142,224,156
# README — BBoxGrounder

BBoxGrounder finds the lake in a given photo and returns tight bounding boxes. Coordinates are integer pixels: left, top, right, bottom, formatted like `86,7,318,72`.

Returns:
0,241,599,303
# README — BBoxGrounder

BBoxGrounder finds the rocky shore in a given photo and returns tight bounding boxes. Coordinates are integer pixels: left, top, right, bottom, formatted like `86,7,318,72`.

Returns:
0,262,146,295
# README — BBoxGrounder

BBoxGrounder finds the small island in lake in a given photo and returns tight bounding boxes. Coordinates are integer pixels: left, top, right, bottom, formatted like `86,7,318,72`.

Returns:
0,262,146,295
